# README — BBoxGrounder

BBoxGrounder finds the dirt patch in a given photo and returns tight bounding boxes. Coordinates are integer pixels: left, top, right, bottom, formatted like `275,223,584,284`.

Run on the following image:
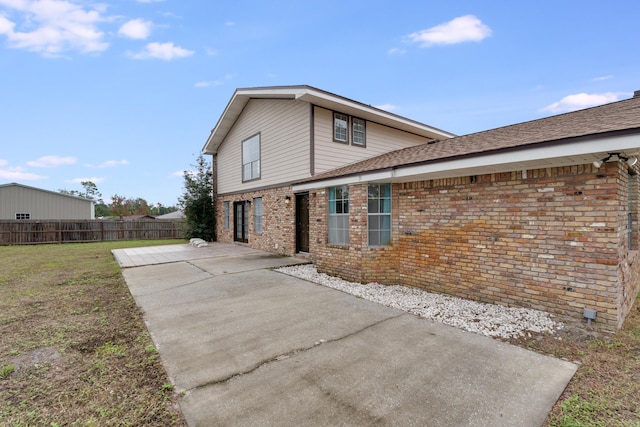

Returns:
10,347,61,371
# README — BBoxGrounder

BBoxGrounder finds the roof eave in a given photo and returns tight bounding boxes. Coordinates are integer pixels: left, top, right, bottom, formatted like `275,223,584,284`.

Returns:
292,131,640,191
202,85,455,154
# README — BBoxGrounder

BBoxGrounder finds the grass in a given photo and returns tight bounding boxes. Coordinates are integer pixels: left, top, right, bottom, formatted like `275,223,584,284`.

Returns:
510,299,640,426
0,240,187,426
1,239,639,425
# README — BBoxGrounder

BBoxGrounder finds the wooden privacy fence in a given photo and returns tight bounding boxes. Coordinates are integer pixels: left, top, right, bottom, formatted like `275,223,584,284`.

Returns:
0,220,185,245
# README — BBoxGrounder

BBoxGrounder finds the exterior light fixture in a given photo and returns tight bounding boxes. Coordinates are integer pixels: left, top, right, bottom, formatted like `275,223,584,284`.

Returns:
592,152,638,168
284,195,291,204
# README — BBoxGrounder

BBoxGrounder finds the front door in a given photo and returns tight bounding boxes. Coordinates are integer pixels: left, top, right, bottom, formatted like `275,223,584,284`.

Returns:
296,193,310,253
234,201,249,243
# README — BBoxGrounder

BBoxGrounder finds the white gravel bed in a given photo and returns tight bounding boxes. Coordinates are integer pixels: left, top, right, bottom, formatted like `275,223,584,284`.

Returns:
276,264,563,339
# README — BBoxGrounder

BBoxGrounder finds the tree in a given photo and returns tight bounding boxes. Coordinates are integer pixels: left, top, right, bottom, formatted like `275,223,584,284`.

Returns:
80,181,102,202
60,181,108,217
179,154,214,241
110,194,127,218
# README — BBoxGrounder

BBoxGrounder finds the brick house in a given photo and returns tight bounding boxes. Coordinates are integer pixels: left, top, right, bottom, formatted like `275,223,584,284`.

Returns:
204,86,640,331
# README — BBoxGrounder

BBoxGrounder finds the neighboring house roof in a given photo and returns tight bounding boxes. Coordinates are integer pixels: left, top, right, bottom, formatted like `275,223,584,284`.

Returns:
294,91,640,190
121,214,156,221
0,182,95,203
157,210,186,219
202,85,456,155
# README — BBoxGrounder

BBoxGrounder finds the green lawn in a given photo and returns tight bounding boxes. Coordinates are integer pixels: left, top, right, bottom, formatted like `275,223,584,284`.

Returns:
0,240,187,426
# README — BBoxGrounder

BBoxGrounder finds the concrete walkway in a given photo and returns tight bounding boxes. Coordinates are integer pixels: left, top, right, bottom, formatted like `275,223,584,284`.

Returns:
114,243,577,427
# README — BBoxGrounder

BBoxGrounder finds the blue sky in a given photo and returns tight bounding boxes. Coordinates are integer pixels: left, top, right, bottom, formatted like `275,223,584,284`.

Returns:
0,0,638,207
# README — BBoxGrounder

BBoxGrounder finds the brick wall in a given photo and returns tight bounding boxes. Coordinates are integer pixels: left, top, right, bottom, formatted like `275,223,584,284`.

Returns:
312,162,639,331
216,186,296,255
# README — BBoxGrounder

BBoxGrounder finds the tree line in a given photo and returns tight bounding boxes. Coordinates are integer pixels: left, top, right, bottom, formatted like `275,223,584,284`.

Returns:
58,155,214,241
59,181,179,218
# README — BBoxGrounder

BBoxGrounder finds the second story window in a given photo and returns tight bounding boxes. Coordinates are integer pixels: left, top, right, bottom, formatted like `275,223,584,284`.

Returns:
242,133,261,181
333,112,366,147
352,117,366,146
334,113,348,143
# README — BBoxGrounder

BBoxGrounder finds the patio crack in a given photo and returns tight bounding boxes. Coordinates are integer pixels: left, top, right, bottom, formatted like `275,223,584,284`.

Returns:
188,313,405,393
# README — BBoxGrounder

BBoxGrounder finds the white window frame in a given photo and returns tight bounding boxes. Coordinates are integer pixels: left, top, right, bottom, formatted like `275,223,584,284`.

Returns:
15,213,31,220
367,183,391,246
328,185,349,245
333,113,349,143
254,197,263,234
352,117,366,147
242,133,261,182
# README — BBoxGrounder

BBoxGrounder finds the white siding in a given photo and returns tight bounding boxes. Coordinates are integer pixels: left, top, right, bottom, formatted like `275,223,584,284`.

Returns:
0,185,94,220
217,99,311,194
314,107,430,174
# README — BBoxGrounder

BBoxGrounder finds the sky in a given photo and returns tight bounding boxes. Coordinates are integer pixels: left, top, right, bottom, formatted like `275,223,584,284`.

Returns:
0,0,638,207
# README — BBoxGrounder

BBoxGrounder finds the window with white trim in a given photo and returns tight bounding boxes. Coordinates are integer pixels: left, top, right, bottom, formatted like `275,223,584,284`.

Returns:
333,113,348,143
328,185,349,245
352,117,366,146
15,213,31,220
254,197,263,234
242,133,260,181
367,183,391,246
224,201,230,230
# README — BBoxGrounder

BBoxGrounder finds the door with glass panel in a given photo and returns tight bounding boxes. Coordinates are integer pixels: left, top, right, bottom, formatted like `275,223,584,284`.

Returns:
234,201,249,243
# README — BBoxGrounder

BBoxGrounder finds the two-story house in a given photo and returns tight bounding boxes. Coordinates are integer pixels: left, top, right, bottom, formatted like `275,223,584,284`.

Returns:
203,85,455,254
204,86,640,332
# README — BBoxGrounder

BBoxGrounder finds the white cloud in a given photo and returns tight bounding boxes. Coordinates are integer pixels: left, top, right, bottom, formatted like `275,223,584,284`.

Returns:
387,47,406,56
118,18,152,40
0,165,45,181
224,21,235,27
592,75,613,82
27,155,76,168
407,15,491,47
375,104,397,112
128,41,194,60
194,73,232,88
539,92,628,113
67,176,104,184
0,0,108,57
86,159,129,168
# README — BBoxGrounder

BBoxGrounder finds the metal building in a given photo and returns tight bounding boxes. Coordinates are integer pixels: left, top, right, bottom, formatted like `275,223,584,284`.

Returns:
0,183,95,220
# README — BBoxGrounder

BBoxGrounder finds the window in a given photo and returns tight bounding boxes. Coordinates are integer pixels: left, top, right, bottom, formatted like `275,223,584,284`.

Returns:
368,184,391,246
328,185,349,245
15,213,30,220
254,198,263,234
224,202,230,230
352,117,366,146
334,113,348,143
242,133,260,181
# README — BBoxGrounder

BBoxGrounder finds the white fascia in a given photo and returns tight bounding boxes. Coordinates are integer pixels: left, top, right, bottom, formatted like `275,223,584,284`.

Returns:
292,132,640,192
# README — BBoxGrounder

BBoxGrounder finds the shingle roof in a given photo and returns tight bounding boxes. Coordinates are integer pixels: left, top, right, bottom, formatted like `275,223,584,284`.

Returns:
301,92,640,184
